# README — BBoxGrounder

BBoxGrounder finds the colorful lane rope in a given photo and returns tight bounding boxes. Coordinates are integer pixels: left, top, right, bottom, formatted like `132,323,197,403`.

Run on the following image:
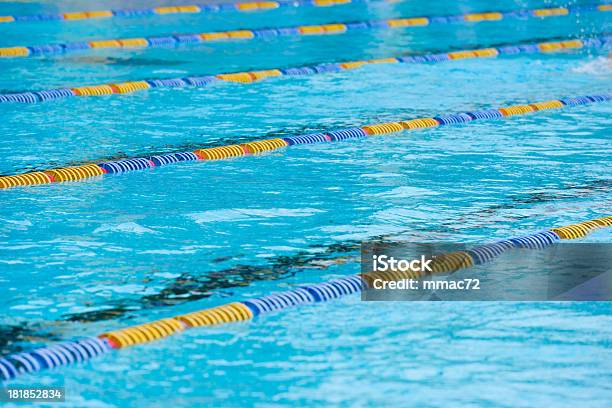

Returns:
1,215,610,382
1,35,609,104
0,4,608,59
0,93,609,190
0,0,381,25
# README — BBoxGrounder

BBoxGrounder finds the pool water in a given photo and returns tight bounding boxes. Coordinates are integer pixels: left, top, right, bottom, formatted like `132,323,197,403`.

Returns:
1,0,611,406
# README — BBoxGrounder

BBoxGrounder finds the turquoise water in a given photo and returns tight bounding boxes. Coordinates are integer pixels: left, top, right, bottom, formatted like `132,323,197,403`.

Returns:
1,0,612,406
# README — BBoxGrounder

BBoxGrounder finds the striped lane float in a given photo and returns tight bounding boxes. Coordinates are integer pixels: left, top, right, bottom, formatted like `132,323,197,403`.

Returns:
400,118,440,129
362,122,405,135
447,50,479,60
174,34,205,44
146,36,177,47
508,230,560,249
27,44,66,55
12,14,61,22
429,15,464,23
298,23,348,34
465,109,503,120
0,92,39,103
0,338,109,381
100,318,185,349
88,39,122,49
235,1,280,11
146,78,188,88
0,172,52,189
150,152,199,166
339,61,367,70
403,54,434,63
387,17,429,27
3,353,42,377
225,30,257,39
517,44,543,53
422,53,451,62
283,133,330,145
111,81,151,94
2,217,610,381
551,223,596,240
72,85,115,96
217,69,282,83
249,69,282,80
587,94,611,102
23,338,109,371
183,76,217,86
464,12,503,21
501,9,534,18
2,35,610,103
198,32,229,41
62,11,114,20
367,57,400,65
98,158,154,174
497,45,522,54
116,38,149,48
252,28,282,38
433,113,474,125
593,216,612,226
243,288,316,316
311,63,343,74
1,5,609,59
0,94,610,190
532,7,569,17
216,73,257,83
64,42,92,51
583,37,607,47
560,96,599,106
366,19,392,28
0,46,30,57
330,275,364,293
175,303,253,328
34,88,75,101
429,251,474,274
528,100,565,111
473,48,499,57
0,358,17,380
280,66,317,75
300,281,345,301
153,5,202,14
498,104,535,116
241,138,288,154
466,241,514,265
45,164,105,182
326,127,368,141
194,145,247,160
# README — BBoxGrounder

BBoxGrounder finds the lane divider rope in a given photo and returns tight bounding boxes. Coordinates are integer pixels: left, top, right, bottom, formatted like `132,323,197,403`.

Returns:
1,35,609,104
0,0,387,25
1,215,609,381
0,93,609,190
0,4,608,59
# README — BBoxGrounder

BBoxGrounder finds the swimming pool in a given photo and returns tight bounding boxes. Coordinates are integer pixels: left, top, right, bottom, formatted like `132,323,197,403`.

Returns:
1,0,611,406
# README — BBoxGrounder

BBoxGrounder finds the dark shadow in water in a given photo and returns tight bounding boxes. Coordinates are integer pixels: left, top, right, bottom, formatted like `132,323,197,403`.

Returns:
0,325,61,355
63,241,360,322
0,180,609,353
